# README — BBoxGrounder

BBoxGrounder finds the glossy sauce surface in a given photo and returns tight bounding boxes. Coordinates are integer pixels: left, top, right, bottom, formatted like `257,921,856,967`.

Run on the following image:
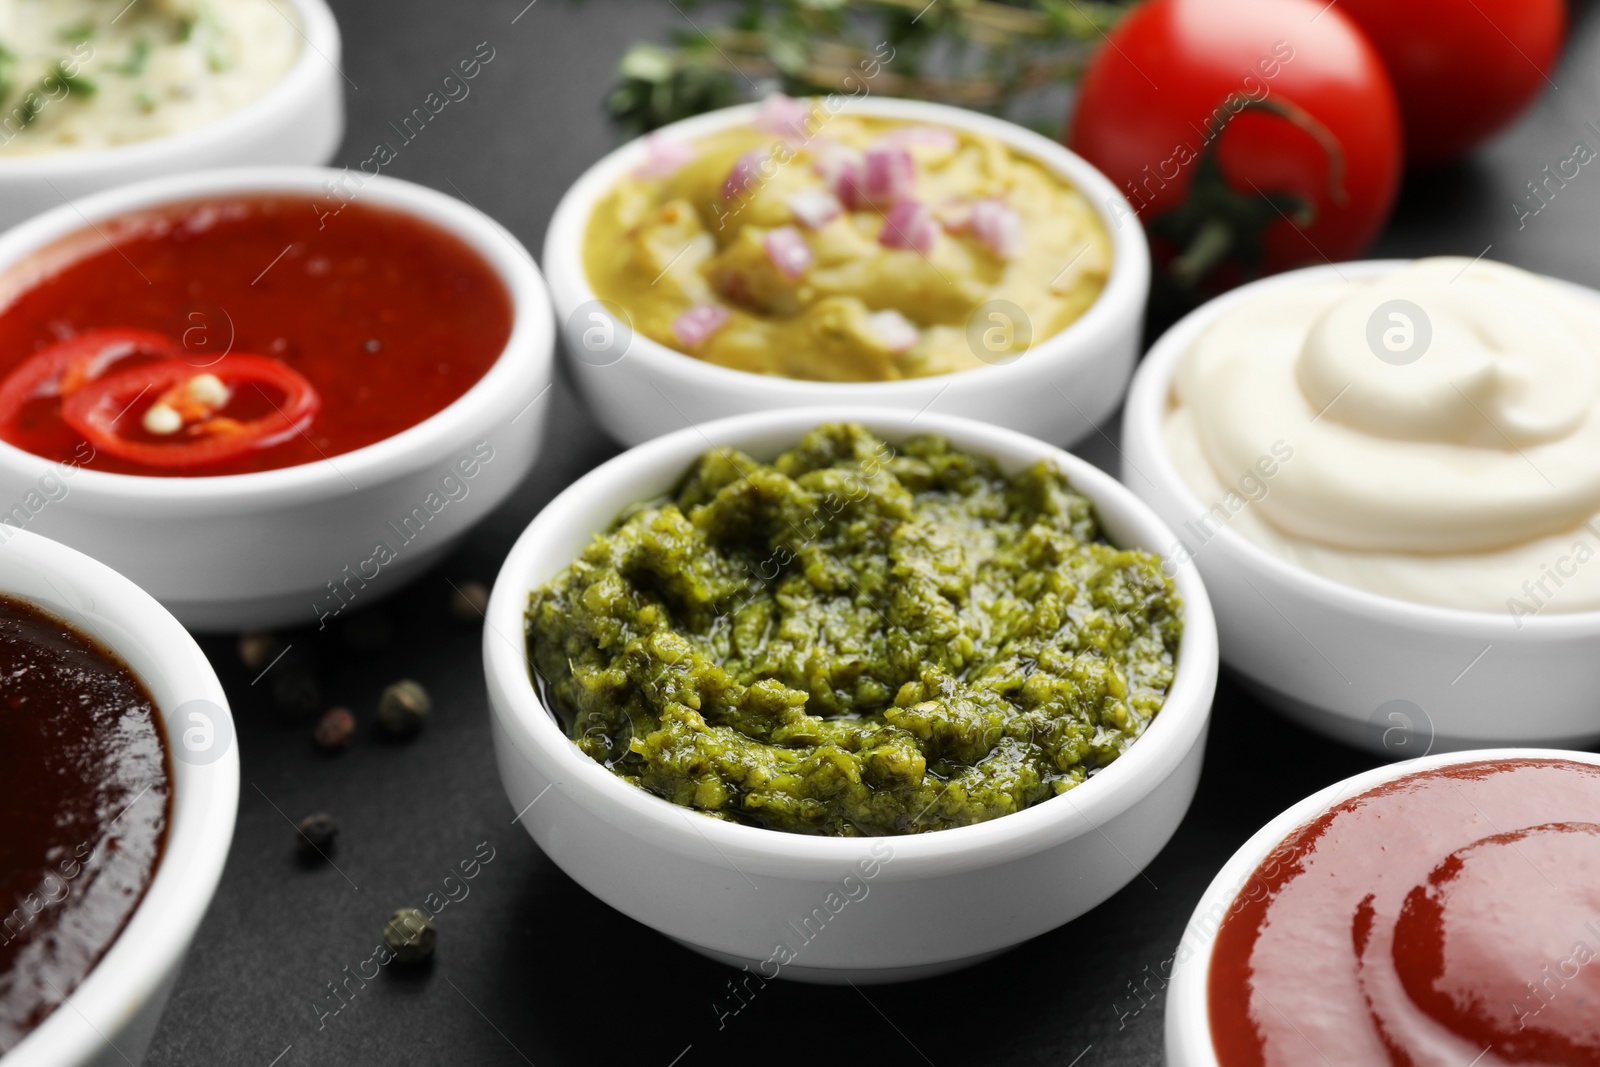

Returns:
1209,759,1600,1066
0,596,171,1051
0,195,513,476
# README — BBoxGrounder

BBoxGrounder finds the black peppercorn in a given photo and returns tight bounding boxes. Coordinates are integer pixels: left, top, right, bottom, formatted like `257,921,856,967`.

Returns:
296,812,338,860
273,671,321,718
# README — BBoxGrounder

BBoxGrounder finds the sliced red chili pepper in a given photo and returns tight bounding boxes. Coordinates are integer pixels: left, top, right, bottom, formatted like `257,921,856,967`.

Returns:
0,329,182,429
60,355,321,470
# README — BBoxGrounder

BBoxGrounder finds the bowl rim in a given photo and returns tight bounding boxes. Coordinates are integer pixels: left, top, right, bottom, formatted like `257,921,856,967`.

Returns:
539,94,1150,397
0,0,341,176
1164,746,1600,1066
0,165,553,506
1125,257,1600,634
0,526,238,1067
484,405,1219,877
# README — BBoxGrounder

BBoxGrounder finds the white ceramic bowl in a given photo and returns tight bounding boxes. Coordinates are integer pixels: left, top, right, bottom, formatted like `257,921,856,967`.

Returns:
484,407,1217,983
0,0,343,234
542,97,1150,448
1164,746,1600,1066
1122,260,1600,754
0,167,555,632
0,528,237,1067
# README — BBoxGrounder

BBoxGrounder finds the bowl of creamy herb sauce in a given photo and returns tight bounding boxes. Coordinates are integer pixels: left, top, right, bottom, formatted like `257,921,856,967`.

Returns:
0,0,342,230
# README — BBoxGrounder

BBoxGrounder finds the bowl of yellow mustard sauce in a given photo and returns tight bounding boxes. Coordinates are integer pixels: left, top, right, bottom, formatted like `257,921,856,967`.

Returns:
543,95,1150,447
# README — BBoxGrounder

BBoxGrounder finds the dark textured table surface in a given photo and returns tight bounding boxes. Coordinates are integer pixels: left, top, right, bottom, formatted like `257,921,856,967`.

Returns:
142,2,1600,1064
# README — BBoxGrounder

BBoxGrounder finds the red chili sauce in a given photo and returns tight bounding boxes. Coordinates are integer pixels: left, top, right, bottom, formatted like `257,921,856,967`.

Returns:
1208,758,1600,1066
0,196,513,476
0,596,171,1051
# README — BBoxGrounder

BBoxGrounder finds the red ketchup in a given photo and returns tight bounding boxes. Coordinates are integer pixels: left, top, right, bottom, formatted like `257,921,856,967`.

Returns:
1208,759,1600,1065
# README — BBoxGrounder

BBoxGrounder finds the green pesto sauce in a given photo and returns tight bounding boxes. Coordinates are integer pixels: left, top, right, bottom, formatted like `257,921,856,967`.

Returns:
526,424,1183,837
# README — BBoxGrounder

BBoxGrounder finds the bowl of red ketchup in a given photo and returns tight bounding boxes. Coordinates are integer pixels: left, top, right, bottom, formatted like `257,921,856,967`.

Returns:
0,167,554,631
1165,749,1600,1066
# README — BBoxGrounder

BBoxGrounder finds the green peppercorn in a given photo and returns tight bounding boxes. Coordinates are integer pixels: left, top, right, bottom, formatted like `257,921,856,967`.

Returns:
449,581,490,621
237,631,281,670
314,707,356,750
378,679,430,735
296,812,338,860
383,907,436,963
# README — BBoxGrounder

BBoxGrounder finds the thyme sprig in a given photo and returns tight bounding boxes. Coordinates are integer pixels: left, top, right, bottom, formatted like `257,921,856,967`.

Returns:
605,0,1132,137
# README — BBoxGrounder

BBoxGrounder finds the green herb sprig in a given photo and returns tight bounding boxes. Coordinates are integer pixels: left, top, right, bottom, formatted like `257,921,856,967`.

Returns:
605,0,1132,138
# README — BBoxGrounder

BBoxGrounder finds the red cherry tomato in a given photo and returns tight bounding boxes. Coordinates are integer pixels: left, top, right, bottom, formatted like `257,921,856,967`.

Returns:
0,329,180,430
61,355,320,470
1068,0,1402,298
1333,0,1565,167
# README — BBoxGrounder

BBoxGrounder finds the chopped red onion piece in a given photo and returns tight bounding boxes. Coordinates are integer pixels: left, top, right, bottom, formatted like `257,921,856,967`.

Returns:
786,189,842,229
879,199,937,255
752,94,811,141
970,198,1024,259
633,136,695,179
882,126,959,151
671,304,731,347
814,144,866,209
722,149,768,199
866,310,919,353
763,226,814,279
862,144,916,204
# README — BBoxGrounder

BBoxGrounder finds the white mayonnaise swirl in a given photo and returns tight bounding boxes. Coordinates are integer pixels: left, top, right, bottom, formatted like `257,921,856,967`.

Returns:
1164,257,1600,614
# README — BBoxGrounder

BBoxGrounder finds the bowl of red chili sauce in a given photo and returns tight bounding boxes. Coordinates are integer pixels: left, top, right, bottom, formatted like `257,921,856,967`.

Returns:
1165,749,1600,1066
0,167,554,631
0,526,235,1067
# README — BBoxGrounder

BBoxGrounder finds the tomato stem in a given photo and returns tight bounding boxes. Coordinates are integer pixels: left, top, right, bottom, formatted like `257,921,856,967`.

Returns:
1170,218,1234,288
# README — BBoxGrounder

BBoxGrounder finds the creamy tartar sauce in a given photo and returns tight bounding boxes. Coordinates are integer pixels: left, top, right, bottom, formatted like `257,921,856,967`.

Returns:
1166,257,1600,614
0,0,300,155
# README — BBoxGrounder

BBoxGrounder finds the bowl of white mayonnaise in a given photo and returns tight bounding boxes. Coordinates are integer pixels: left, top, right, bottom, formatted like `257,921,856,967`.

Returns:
1122,256,1600,754
0,0,342,231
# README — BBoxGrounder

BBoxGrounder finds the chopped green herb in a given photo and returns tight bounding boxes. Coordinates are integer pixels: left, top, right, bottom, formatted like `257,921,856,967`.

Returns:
17,91,42,128
59,23,96,45
52,61,98,99
0,42,15,106
113,38,151,76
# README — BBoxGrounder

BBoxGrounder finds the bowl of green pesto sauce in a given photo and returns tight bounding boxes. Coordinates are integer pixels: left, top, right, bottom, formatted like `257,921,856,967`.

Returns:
484,409,1218,983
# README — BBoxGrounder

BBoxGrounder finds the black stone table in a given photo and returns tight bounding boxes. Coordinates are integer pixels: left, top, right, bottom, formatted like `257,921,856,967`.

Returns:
142,1,1600,1063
